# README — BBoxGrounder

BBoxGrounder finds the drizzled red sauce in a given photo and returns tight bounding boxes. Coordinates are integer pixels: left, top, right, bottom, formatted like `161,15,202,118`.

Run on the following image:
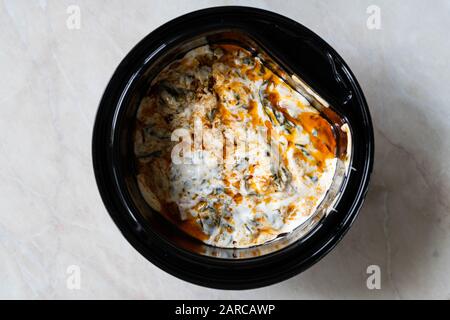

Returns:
264,81,336,171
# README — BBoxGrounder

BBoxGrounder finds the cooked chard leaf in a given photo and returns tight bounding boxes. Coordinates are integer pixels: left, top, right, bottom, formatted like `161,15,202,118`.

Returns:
273,109,285,124
263,105,275,124
243,57,252,65
158,81,185,100
258,80,269,107
208,108,218,123
300,146,311,157
143,127,171,140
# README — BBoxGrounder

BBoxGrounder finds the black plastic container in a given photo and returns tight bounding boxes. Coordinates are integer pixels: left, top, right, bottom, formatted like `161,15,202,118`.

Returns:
92,6,374,289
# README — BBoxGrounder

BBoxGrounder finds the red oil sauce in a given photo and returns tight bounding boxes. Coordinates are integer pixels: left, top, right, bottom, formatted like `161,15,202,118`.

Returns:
161,201,209,241
298,112,336,168
265,82,336,171
248,100,262,127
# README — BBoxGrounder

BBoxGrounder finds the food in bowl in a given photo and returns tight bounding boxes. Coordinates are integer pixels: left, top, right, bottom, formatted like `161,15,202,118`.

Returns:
94,7,373,288
134,44,339,248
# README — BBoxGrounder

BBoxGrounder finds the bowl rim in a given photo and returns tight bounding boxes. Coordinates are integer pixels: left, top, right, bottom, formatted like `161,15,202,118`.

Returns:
92,6,374,289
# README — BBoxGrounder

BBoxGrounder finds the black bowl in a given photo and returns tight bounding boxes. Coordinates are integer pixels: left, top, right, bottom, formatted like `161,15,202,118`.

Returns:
92,6,374,289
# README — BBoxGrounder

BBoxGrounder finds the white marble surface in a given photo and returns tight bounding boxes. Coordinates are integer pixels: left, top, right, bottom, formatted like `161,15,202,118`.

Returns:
1,0,449,299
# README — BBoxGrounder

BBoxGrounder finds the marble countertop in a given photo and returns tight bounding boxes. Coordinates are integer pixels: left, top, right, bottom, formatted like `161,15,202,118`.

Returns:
1,0,449,299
